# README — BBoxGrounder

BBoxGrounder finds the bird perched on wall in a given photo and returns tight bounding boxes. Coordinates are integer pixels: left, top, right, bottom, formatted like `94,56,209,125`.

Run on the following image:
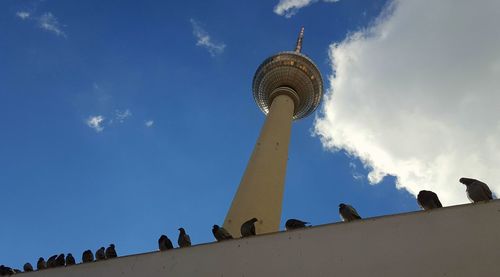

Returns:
178,228,191,247
36,257,46,270
23,262,33,272
46,255,58,268
65,253,75,266
96,247,106,261
106,244,117,259
241,218,258,237
212,224,233,241
55,254,65,267
0,266,14,275
285,219,310,231
82,250,94,263
417,190,443,210
339,203,362,222
158,235,174,251
460,177,494,202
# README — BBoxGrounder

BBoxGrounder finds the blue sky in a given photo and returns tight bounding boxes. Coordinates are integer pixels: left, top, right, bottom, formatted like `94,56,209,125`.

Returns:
0,0,428,269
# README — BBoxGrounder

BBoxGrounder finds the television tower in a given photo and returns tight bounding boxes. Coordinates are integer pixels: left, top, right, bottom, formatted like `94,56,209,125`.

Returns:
223,27,324,236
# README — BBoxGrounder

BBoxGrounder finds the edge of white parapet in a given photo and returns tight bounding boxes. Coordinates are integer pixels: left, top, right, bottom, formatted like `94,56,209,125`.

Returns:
24,200,500,277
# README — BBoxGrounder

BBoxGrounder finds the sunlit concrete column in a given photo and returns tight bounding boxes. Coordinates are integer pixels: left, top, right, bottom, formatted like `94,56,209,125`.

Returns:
223,94,295,236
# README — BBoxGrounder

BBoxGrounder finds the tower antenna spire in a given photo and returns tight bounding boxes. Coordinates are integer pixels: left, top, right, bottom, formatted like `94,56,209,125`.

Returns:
294,26,305,53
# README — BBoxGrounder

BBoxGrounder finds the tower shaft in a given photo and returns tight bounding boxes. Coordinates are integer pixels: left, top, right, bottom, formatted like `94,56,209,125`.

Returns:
223,94,295,236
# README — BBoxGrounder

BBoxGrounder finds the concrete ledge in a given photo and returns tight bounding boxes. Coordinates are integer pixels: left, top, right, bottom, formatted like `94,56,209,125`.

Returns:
25,200,500,277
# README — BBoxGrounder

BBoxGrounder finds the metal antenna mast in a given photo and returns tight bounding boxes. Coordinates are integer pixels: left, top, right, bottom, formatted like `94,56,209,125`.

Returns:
294,26,305,53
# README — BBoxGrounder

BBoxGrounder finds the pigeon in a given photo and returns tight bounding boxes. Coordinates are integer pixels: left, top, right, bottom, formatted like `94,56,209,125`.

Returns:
105,244,117,259
0,265,14,275
460,177,494,202
178,228,191,248
158,235,174,251
241,217,258,237
212,225,233,241
339,203,362,222
82,250,94,263
0,265,8,275
65,253,75,266
417,190,443,210
36,257,46,270
23,263,33,272
95,247,106,261
46,255,58,268
285,219,310,231
55,254,65,267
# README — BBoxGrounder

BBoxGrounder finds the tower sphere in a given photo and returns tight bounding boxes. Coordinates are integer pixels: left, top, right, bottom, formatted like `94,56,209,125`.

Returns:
252,30,323,120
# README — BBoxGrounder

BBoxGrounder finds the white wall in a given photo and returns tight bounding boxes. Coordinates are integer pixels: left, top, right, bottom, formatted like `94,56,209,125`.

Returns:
27,200,500,277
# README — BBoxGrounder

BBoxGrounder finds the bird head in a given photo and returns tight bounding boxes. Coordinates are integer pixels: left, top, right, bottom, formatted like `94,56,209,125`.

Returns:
109,244,115,248
339,203,346,208
178,227,185,233
459,177,475,185
213,224,219,229
251,217,258,223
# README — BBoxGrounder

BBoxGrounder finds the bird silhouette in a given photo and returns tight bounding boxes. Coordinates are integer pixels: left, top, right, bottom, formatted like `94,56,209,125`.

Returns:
0,266,15,275
339,203,362,222
55,254,65,267
82,250,94,263
106,244,117,259
46,255,58,268
212,225,233,241
158,235,174,251
285,219,310,231
241,218,258,237
460,177,494,202
178,228,192,247
36,257,46,270
23,263,33,272
65,253,76,266
417,190,443,210
95,247,106,261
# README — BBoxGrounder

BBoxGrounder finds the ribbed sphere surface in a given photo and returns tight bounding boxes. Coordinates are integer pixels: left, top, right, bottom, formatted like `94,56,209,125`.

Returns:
252,51,323,120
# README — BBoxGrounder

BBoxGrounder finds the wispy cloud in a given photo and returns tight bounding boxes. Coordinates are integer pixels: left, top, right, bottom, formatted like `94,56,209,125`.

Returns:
38,12,66,37
274,0,339,18
16,11,31,20
86,115,105,132
115,109,132,123
15,10,66,37
190,19,226,56
349,162,364,181
85,109,133,132
145,120,154,128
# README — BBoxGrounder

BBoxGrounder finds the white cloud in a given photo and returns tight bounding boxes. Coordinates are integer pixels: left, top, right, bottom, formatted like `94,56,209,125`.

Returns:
145,120,154,127
314,0,500,205
38,12,66,37
190,19,226,56
349,161,364,181
16,11,31,20
115,109,132,123
86,115,105,132
274,0,339,18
